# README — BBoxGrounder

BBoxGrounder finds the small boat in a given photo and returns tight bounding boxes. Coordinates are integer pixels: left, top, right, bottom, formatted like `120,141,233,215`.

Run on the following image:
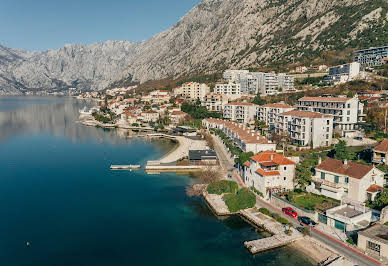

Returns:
79,107,93,115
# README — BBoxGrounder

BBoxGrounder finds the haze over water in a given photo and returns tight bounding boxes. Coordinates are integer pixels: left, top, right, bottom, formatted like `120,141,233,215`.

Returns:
0,97,313,266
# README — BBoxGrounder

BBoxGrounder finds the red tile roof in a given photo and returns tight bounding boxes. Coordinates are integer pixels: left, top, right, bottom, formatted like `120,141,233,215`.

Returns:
243,161,251,167
374,139,388,153
171,110,187,116
280,110,332,119
262,103,293,108
299,97,351,102
366,184,384,193
316,158,373,179
250,151,296,165
256,168,280,176
227,102,256,106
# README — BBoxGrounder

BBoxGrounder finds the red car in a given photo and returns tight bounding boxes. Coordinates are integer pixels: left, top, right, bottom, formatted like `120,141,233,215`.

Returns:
282,207,298,218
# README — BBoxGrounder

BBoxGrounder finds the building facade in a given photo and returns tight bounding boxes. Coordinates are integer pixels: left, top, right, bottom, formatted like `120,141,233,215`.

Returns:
174,82,210,101
275,110,333,148
256,102,294,129
297,96,364,135
309,158,385,203
358,224,388,260
223,102,257,124
242,151,296,198
372,139,388,165
324,62,361,84
202,93,228,112
202,118,276,153
214,82,242,99
355,46,388,67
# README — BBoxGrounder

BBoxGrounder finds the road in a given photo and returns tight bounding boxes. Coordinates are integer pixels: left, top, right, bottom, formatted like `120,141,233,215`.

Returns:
211,133,381,266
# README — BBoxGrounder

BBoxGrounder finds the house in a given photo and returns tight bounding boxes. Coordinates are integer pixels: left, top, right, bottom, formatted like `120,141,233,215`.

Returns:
189,150,217,165
358,223,388,259
140,110,159,123
242,151,296,198
309,157,385,203
275,110,333,148
202,118,276,153
120,111,137,125
223,102,257,124
256,102,294,129
169,110,187,125
373,139,388,165
297,96,365,136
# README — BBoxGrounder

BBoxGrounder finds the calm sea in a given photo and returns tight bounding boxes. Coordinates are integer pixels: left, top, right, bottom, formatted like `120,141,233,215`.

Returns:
0,97,313,266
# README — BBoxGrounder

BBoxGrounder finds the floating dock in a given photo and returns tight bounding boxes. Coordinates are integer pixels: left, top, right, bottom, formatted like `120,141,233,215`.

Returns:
110,165,141,170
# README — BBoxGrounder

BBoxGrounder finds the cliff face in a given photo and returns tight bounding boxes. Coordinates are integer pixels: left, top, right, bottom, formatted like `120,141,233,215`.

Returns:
1,0,387,94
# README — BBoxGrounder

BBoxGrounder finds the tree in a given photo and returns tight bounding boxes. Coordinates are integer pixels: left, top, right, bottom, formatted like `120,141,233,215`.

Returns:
334,140,354,160
235,152,254,165
253,93,266,105
254,120,268,134
295,157,318,189
368,189,388,210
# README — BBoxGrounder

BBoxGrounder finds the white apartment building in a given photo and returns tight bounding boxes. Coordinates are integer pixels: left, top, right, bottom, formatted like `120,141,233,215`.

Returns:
297,96,364,135
256,102,294,129
309,157,385,203
223,70,294,95
324,62,361,84
202,118,276,153
223,102,258,124
174,82,210,101
214,82,242,99
275,110,333,148
242,151,296,198
223,70,249,81
202,93,228,112
355,46,388,67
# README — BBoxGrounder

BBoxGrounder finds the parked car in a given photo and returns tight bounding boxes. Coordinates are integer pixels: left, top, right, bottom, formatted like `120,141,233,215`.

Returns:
282,207,298,218
297,216,317,227
354,136,363,141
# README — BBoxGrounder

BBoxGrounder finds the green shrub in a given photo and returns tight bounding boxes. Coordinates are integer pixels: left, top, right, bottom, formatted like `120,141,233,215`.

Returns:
207,180,238,195
300,227,311,236
259,208,271,216
251,186,263,197
346,237,355,245
223,193,240,212
223,188,256,212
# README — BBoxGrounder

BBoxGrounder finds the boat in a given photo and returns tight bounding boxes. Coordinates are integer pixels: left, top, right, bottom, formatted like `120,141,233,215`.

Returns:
79,107,93,115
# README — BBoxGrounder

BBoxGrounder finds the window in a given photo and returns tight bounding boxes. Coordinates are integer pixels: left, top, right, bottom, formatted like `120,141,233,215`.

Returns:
326,134,329,139
345,177,349,183
284,177,286,181
347,104,350,108
321,172,325,180
347,110,350,115
284,166,287,170
326,127,329,132
347,117,350,122
334,175,339,183
367,241,381,254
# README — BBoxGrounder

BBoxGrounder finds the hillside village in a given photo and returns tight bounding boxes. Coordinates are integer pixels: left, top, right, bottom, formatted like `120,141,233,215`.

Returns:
77,45,388,263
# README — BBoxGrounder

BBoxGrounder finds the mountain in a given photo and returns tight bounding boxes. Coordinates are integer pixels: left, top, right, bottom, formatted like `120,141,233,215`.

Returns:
1,0,387,95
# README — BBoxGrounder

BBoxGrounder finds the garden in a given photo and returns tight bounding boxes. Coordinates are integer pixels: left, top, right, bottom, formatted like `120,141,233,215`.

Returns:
283,191,339,211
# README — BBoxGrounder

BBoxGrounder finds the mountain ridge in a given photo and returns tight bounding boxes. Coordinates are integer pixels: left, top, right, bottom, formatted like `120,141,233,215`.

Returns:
1,0,387,95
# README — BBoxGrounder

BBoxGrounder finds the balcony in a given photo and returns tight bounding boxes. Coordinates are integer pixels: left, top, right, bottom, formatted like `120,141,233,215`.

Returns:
372,158,386,164
312,176,344,191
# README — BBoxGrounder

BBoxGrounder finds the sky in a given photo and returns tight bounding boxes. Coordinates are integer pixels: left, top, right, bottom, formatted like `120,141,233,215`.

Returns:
0,0,201,51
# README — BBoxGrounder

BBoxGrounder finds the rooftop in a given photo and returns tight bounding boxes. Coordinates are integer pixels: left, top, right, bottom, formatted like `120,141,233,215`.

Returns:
262,103,293,108
299,96,352,103
359,224,388,245
227,102,256,106
250,151,296,165
316,158,374,179
374,139,388,153
366,184,384,193
332,206,363,218
189,150,217,161
280,110,332,119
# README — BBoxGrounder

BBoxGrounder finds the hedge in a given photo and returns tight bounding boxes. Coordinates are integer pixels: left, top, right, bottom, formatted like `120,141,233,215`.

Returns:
259,208,292,226
207,180,238,195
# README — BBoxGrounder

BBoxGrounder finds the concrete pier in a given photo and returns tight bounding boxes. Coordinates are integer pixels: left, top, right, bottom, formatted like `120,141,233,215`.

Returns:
110,165,141,170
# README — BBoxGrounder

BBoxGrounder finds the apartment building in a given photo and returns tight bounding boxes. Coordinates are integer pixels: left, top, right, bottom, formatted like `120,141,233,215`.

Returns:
202,118,276,153
309,157,385,203
242,151,296,198
222,70,294,95
355,46,388,67
223,102,257,124
275,110,333,148
202,93,228,112
214,82,242,99
324,62,361,84
174,82,210,101
297,96,364,135
140,110,159,123
256,102,294,129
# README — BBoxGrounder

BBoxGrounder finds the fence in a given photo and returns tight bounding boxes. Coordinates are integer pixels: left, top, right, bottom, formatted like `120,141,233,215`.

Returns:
271,194,316,219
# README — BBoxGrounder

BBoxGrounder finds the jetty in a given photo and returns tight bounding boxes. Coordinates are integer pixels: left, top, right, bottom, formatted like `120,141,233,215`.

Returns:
110,165,141,170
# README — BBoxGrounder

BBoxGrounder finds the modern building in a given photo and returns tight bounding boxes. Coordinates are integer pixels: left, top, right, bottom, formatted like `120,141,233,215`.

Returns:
214,82,242,99
372,139,388,165
202,93,229,112
256,102,294,129
323,62,361,84
202,118,276,153
223,102,258,124
297,96,364,135
174,82,210,101
358,223,388,260
242,151,296,198
275,110,333,148
278,73,295,92
309,157,385,203
355,46,388,67
223,70,250,81
188,150,218,165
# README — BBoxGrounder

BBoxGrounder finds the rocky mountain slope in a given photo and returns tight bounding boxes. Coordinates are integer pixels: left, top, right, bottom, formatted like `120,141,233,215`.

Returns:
1,0,387,95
